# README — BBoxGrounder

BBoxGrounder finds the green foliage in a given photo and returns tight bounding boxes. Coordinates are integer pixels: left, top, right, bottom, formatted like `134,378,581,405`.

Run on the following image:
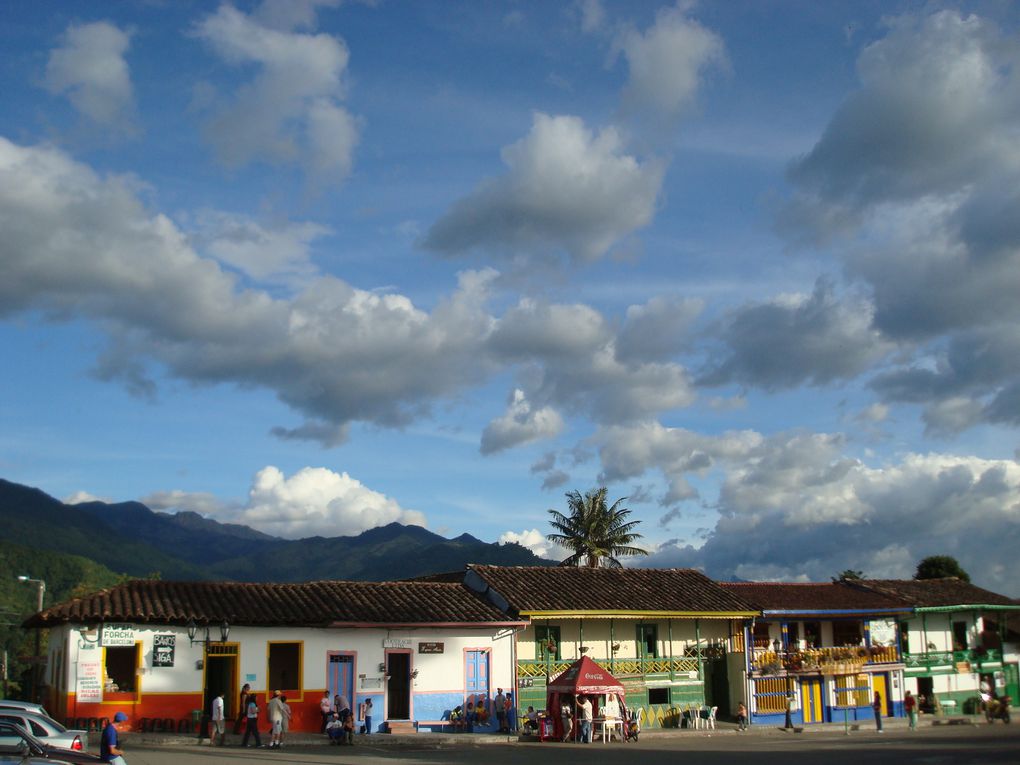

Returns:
914,555,971,583
547,487,647,568
832,569,865,582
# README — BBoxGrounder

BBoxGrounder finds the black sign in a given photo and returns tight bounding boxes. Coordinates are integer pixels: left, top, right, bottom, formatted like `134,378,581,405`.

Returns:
418,642,444,654
152,634,176,667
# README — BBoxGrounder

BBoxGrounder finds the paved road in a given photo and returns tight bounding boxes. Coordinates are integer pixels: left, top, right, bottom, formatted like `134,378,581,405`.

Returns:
113,724,1020,765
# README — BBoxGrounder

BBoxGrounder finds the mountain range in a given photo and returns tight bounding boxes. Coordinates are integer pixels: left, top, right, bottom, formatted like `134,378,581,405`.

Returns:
0,478,553,585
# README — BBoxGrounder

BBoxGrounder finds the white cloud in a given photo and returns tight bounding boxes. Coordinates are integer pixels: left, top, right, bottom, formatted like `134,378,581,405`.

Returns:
64,490,110,505
44,21,136,130
613,3,726,122
193,4,359,184
147,466,425,539
0,139,701,450
577,0,605,34
499,528,566,560
424,113,665,264
188,210,330,284
481,389,564,454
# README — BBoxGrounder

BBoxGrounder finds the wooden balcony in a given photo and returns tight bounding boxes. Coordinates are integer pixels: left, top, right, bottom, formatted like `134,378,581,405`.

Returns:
750,644,900,675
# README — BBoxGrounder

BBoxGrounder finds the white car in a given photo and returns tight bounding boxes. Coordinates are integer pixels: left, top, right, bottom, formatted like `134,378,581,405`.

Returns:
0,702,51,720
0,712,86,754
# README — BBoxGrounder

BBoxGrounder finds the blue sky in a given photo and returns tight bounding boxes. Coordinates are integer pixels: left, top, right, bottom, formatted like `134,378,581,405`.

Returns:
2,1,1019,594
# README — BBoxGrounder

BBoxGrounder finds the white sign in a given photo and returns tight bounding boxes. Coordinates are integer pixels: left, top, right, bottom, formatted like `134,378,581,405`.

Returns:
77,642,103,703
383,638,412,649
102,624,136,647
869,619,897,647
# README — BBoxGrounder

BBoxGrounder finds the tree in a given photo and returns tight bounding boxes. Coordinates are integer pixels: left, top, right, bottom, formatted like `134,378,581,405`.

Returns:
832,569,864,583
914,555,971,583
546,487,647,568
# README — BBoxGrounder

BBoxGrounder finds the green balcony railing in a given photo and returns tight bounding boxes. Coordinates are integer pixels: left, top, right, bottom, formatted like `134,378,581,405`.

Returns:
517,656,700,679
903,648,1000,670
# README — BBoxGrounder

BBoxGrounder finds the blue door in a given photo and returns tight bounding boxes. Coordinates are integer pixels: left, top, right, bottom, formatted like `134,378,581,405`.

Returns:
328,653,354,709
465,650,490,720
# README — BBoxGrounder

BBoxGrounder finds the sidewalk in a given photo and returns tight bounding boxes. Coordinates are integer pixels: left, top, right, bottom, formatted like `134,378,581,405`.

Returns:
112,713,984,750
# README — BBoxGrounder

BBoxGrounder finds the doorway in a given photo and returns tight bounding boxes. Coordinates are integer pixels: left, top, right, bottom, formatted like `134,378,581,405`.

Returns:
327,653,354,708
801,678,823,723
204,646,238,718
386,652,411,720
872,674,889,716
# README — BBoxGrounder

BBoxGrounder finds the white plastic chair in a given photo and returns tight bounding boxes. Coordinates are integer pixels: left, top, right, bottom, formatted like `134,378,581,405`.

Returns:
706,706,717,730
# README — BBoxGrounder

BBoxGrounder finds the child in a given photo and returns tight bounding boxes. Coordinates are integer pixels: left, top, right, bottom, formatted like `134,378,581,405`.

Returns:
737,701,748,731
342,711,355,744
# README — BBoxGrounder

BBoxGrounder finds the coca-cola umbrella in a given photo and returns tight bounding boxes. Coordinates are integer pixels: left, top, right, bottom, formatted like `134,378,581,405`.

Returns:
545,656,626,741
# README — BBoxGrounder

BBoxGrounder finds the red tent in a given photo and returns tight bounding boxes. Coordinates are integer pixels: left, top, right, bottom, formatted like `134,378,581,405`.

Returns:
544,656,626,741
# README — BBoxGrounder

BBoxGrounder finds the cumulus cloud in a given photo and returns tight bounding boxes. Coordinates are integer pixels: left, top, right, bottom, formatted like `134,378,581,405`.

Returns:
498,528,566,560
44,21,136,130
193,3,359,184
641,446,1020,595
701,279,893,389
0,139,702,449
777,10,1020,434
481,389,564,454
145,465,424,539
65,490,111,505
187,210,330,285
615,296,702,364
613,3,725,123
424,113,665,264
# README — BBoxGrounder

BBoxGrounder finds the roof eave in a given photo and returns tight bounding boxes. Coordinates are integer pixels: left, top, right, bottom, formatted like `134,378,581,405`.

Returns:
520,610,757,619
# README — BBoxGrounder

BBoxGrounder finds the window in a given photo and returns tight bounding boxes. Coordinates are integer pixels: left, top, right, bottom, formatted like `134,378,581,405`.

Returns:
648,687,669,705
833,673,870,707
104,645,137,693
899,623,910,654
786,622,800,644
752,622,771,648
637,624,658,658
952,621,968,651
535,626,560,659
832,621,862,647
803,621,821,649
268,642,301,692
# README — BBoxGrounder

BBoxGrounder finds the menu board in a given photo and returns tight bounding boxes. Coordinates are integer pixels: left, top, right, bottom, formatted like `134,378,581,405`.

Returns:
77,641,103,702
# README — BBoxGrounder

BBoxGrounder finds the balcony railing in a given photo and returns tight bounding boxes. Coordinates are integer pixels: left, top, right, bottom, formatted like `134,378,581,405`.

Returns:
750,644,900,675
903,647,1001,670
518,656,700,679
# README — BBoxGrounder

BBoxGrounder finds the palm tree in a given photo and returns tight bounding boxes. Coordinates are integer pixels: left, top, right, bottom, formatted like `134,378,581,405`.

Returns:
546,487,647,568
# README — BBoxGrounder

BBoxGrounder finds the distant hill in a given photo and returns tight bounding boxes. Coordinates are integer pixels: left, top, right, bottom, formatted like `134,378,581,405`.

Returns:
0,478,553,584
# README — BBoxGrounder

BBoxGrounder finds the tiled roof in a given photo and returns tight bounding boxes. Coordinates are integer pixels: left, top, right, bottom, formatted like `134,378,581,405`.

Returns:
468,565,757,615
24,579,522,628
720,582,910,613
855,578,1019,608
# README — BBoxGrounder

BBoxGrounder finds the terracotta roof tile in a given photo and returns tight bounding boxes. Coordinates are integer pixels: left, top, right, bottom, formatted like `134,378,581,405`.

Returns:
855,578,1018,608
720,582,910,613
468,565,756,614
26,579,522,628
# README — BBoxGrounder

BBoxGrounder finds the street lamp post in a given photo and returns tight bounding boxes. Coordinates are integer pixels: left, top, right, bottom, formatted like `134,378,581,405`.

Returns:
17,576,46,702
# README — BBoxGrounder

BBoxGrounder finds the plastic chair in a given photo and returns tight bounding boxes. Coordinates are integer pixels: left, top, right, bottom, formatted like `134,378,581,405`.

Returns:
706,706,717,730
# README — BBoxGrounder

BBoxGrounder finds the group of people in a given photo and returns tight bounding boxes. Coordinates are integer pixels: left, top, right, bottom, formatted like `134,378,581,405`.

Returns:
320,690,372,744
204,684,293,748
557,694,597,742
451,689,512,732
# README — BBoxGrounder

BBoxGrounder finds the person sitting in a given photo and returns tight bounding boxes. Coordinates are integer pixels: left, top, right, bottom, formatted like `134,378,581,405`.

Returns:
450,705,464,732
523,706,539,734
326,713,345,745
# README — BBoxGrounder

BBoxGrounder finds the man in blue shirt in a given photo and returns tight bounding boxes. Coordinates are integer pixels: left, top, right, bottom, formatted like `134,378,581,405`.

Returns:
101,711,128,764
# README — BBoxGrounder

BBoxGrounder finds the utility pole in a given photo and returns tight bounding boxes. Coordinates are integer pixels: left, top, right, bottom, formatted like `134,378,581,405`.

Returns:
17,576,46,702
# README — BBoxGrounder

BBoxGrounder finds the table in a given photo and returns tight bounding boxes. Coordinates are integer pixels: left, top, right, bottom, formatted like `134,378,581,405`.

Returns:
596,717,624,742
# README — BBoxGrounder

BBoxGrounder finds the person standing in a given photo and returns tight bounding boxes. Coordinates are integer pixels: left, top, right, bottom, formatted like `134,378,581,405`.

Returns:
872,691,883,732
234,682,251,734
560,696,573,741
210,693,225,746
101,711,129,764
267,690,284,748
280,695,292,746
363,698,373,735
494,688,507,733
319,690,334,734
241,693,262,748
904,690,917,730
577,695,593,743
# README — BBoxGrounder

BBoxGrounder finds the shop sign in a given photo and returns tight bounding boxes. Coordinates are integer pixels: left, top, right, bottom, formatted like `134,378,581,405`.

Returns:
102,624,136,646
152,634,176,667
383,638,412,649
418,642,444,654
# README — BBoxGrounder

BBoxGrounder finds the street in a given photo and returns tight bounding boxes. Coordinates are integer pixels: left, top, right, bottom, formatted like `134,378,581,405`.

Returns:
113,724,1020,765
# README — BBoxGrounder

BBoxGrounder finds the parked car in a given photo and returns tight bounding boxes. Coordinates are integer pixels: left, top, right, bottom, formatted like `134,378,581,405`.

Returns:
0,713,86,753
0,703,51,720
0,721,98,764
